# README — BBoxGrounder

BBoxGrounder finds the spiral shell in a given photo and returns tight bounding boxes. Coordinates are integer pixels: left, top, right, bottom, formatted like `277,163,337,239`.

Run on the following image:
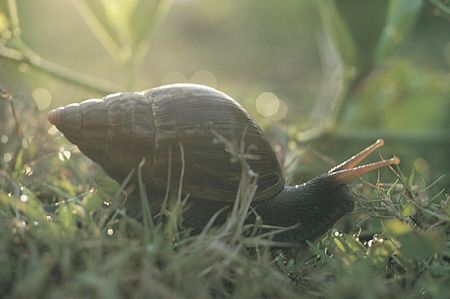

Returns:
49,84,285,202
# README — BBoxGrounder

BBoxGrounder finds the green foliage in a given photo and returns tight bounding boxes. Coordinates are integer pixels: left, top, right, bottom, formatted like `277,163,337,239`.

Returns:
374,0,423,65
75,0,169,66
1,95,449,298
341,59,450,131
316,1,358,72
1,168,449,298
318,0,424,72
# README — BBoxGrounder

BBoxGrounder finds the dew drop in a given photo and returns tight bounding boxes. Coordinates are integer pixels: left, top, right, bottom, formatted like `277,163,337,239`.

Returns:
23,166,33,176
16,221,26,228
58,150,71,161
63,151,71,160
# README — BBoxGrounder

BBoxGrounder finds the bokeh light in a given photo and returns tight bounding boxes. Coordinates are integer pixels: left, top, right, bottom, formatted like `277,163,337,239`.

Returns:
191,70,218,88
3,152,12,162
255,92,288,121
32,88,52,110
256,92,280,117
19,194,28,202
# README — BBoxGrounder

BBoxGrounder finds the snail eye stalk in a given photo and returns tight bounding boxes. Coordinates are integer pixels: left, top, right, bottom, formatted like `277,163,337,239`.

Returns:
327,139,400,184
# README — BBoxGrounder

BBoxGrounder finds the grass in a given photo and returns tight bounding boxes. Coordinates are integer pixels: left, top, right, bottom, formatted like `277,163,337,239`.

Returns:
0,95,449,299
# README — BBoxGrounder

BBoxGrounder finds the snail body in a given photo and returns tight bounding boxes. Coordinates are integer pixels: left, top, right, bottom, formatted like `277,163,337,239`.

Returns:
48,84,399,242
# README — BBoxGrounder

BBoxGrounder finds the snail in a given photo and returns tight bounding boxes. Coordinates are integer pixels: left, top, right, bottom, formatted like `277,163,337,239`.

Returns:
48,83,399,242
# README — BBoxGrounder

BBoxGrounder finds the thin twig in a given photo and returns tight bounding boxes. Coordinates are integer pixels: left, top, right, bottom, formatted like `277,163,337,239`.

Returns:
0,0,118,95
7,0,21,35
0,45,118,94
0,88,22,138
427,0,450,16
161,146,172,215
0,88,24,170
73,1,124,64
177,142,186,205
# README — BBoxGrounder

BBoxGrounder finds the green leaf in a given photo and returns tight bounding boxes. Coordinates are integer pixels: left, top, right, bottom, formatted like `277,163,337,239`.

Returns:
75,1,123,62
334,0,390,72
57,203,78,237
374,0,423,64
76,0,170,65
408,167,415,188
385,219,411,236
129,0,171,59
316,0,358,71
398,230,446,260
402,202,416,217
13,147,24,174
340,60,450,131
82,191,103,213
368,239,397,265
384,219,446,260
0,191,11,207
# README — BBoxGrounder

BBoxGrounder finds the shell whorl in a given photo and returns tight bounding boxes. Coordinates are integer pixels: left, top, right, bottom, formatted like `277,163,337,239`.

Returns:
49,92,155,182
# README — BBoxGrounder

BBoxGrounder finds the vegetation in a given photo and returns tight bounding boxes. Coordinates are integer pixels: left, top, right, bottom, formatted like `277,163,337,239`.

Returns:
0,1,449,298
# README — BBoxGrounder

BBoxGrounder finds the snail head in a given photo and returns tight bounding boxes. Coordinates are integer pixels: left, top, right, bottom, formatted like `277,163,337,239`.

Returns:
306,139,400,212
284,139,400,239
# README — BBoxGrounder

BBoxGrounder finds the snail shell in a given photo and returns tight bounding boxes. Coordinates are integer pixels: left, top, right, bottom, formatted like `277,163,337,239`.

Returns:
49,84,284,202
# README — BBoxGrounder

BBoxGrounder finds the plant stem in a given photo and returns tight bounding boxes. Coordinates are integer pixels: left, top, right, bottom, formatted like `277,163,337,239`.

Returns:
0,45,118,95
0,88,23,171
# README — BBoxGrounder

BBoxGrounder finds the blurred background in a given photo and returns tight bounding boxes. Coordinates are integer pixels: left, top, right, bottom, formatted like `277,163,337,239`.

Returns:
0,0,449,192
